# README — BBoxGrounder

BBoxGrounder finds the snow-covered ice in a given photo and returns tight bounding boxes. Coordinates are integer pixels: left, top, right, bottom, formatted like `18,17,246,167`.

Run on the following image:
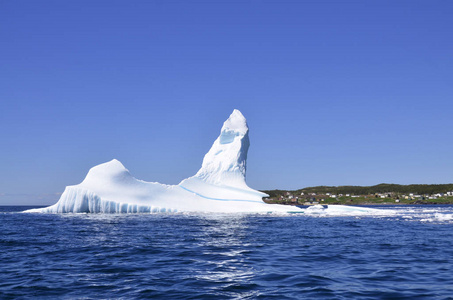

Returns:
25,110,385,215
26,110,297,213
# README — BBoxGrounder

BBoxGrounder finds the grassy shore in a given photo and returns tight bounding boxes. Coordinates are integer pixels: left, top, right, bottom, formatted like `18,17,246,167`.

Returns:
263,195,453,206
262,183,453,205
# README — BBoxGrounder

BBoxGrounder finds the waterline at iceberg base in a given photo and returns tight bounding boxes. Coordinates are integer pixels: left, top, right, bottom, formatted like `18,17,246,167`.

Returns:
26,110,384,215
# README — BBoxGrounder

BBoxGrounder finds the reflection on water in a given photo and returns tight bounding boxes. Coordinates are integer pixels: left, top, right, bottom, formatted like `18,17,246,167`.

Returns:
193,215,256,294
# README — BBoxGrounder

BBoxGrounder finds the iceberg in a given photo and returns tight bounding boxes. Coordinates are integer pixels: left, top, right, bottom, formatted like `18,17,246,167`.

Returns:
26,109,388,215
26,110,302,213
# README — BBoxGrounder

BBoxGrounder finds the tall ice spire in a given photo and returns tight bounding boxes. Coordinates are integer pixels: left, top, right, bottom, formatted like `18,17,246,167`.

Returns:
194,109,250,187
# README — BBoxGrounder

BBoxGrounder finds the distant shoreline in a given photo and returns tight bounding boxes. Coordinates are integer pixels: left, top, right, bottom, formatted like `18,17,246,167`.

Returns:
292,202,453,206
262,183,453,206
267,201,453,206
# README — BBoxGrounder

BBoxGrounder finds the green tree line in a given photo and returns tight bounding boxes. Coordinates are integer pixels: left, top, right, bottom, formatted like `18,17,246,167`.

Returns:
263,183,453,198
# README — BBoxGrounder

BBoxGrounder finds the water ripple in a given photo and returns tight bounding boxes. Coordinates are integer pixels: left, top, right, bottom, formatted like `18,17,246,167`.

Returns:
1,205,453,298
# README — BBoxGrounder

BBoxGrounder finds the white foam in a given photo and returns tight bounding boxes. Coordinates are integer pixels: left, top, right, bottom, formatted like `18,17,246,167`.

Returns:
303,205,396,217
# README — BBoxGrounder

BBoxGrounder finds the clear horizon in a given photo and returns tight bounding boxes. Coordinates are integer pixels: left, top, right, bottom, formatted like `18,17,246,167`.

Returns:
1,1,452,205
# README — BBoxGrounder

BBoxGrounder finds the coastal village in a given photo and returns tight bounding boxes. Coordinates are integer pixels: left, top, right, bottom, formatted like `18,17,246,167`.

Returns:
263,189,453,205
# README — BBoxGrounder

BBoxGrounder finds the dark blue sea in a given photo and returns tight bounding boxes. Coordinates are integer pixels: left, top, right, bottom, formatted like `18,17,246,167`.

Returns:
1,205,453,299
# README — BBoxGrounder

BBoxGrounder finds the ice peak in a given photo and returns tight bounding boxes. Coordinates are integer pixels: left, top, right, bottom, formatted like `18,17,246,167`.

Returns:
185,110,250,188
82,159,133,185
222,109,248,136
97,159,127,171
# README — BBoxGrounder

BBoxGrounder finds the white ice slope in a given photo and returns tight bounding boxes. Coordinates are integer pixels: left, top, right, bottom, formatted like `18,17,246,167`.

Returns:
27,110,300,213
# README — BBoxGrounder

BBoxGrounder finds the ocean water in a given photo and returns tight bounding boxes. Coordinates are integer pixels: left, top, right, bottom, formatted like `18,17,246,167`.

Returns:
1,205,453,299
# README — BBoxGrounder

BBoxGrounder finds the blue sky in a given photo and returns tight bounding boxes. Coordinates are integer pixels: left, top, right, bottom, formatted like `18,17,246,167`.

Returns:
1,1,452,205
